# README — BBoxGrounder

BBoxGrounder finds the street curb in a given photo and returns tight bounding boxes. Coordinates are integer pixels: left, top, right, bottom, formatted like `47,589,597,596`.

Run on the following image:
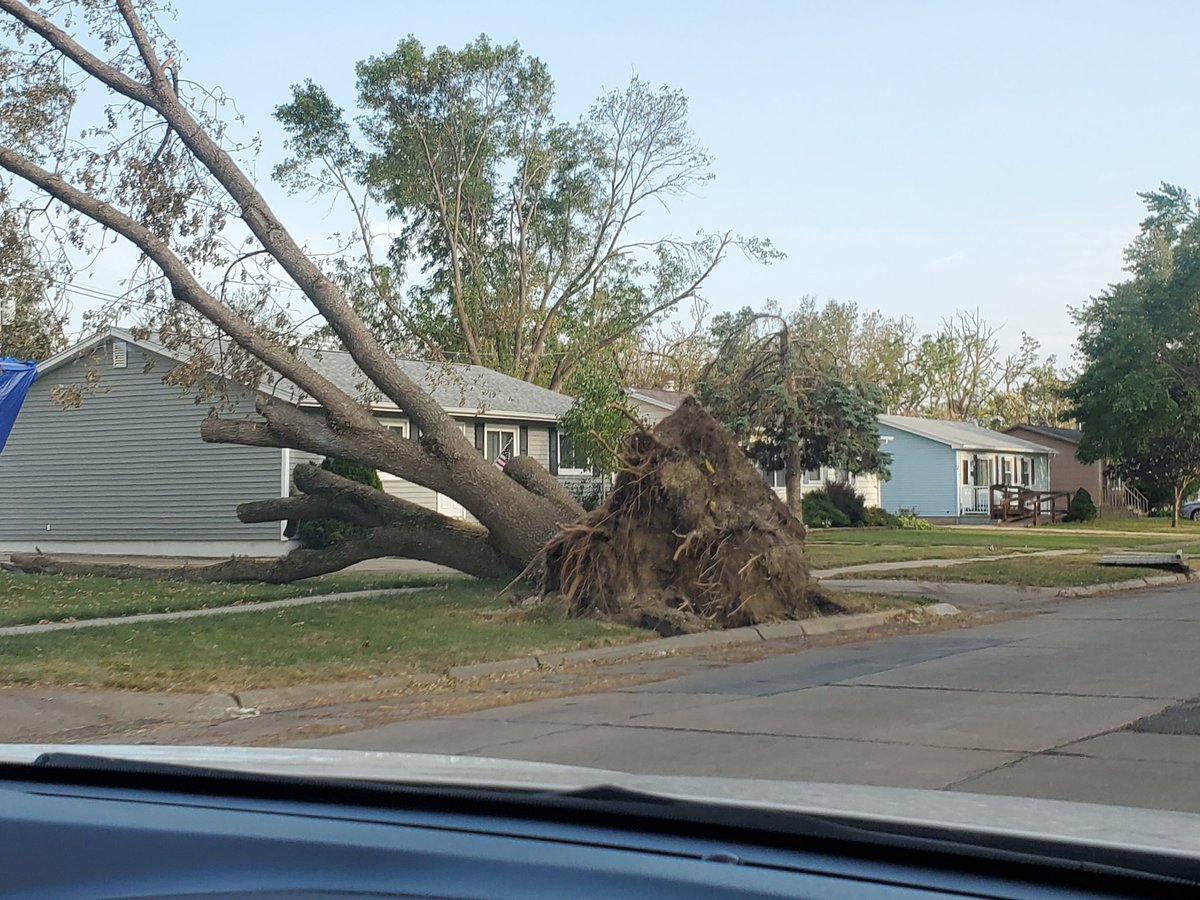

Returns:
445,602,961,681
1056,571,1199,598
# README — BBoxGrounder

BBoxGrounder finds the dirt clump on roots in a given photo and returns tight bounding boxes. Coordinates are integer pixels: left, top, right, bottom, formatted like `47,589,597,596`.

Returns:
533,397,824,634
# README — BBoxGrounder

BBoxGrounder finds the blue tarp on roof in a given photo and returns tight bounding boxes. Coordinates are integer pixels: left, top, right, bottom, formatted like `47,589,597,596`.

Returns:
0,357,37,454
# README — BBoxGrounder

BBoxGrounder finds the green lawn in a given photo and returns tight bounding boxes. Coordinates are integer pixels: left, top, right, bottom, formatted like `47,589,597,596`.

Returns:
806,525,1200,553
0,570,461,628
836,554,1175,587
0,580,929,691
0,580,649,691
1043,517,1200,534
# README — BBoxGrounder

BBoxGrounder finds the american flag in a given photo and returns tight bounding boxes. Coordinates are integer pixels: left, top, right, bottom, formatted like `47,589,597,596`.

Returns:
494,449,510,471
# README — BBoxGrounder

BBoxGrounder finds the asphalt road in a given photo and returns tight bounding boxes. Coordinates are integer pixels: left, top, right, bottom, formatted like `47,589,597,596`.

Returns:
302,583,1200,814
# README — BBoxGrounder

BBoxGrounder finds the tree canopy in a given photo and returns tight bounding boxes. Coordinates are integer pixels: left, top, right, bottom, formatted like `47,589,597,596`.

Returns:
0,200,66,361
1067,183,1200,525
698,306,889,513
273,35,775,390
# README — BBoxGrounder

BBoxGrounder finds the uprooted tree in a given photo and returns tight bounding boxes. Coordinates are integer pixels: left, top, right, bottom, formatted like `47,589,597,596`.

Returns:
0,1,819,627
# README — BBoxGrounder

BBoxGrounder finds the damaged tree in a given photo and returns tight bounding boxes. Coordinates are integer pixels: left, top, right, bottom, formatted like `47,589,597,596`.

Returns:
0,1,815,627
536,398,819,632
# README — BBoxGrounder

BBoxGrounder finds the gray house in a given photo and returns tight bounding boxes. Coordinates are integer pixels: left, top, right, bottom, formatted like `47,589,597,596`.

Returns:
877,415,1056,521
0,327,575,557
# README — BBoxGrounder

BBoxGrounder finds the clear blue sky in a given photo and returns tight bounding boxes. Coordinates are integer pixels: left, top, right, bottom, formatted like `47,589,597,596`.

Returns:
158,0,1200,364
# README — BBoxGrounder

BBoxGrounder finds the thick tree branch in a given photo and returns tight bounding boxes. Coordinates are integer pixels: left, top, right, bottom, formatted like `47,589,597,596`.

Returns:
503,456,585,519
2,0,485,460
201,395,450,491
10,514,520,582
0,144,374,429
201,395,573,563
0,0,154,104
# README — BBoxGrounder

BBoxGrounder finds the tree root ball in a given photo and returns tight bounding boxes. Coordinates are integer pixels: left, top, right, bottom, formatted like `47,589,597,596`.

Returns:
533,397,822,633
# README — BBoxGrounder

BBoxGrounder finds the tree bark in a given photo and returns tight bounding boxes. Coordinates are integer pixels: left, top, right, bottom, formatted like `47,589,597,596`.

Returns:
784,441,804,517
197,395,570,564
10,519,520,582
501,455,585,520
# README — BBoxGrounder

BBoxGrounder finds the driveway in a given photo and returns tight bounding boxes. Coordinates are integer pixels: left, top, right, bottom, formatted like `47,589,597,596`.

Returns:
300,583,1200,813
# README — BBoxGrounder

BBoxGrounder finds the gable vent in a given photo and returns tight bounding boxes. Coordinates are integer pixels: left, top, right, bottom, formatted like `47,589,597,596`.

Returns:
112,340,128,369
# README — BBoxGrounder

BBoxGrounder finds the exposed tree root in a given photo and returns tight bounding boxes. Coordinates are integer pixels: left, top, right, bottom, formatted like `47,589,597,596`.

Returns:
531,397,820,632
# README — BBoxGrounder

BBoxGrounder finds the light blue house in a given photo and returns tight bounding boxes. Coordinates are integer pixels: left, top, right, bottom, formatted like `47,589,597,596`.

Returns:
877,415,1056,521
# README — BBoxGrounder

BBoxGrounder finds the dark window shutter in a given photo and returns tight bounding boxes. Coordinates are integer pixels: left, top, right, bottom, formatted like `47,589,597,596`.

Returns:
474,421,485,454
519,425,529,456
548,426,559,475
410,422,420,442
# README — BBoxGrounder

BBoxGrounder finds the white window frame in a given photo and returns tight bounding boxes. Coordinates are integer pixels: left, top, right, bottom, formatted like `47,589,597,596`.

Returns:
802,467,823,485
485,426,518,464
557,431,589,476
761,466,786,489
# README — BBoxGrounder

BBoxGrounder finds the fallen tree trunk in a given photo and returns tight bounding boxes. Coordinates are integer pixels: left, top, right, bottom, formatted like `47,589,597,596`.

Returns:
9,518,520,582
10,402,818,634
10,465,526,582
532,397,820,633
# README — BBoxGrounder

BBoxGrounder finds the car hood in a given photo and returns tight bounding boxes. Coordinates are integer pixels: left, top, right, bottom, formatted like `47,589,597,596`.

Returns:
2,743,1199,860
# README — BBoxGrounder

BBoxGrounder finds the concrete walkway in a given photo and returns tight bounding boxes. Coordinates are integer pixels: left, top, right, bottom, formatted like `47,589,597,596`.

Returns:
811,547,1083,579
824,578,1060,611
0,588,423,637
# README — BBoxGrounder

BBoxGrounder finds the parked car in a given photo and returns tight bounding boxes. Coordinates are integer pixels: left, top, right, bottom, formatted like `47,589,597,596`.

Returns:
1182,500,1200,520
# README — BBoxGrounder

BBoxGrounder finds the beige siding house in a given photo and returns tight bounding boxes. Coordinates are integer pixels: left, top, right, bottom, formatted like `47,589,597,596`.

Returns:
627,388,690,426
0,327,575,556
626,388,883,507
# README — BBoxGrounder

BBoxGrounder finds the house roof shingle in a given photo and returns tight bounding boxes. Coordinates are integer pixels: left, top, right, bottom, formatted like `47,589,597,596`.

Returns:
289,348,574,419
38,328,575,421
1005,423,1082,445
628,387,690,409
879,414,1056,454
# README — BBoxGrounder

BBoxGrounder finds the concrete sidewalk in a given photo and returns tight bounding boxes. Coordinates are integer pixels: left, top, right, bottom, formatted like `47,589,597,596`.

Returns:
810,547,1083,579
0,588,423,637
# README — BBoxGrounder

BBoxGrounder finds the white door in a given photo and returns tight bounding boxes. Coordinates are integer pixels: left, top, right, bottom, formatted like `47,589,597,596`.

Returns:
435,422,470,519
437,492,466,519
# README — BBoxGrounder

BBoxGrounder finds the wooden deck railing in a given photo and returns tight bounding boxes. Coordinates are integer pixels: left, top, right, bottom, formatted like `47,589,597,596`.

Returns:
989,485,1074,525
1101,482,1150,516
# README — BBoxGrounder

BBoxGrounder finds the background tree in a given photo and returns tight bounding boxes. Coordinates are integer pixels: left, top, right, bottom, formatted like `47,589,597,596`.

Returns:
556,356,632,476
787,297,922,414
786,298,1070,427
615,297,711,392
698,306,889,514
977,334,1073,431
1067,183,1200,527
0,201,67,360
274,36,776,390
